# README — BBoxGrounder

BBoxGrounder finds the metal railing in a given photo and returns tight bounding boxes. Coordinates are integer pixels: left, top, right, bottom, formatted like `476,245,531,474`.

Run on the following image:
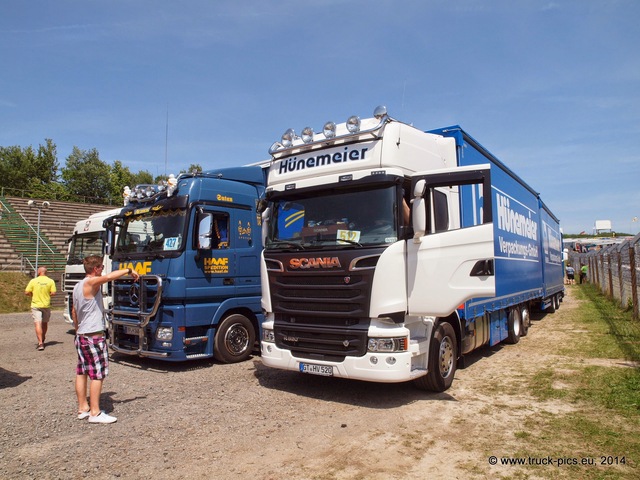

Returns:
568,233,640,320
0,185,116,205
0,197,65,273
0,254,32,274
18,211,58,256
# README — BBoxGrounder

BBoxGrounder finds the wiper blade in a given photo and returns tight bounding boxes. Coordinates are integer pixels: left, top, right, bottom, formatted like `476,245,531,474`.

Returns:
312,239,362,247
336,239,362,247
269,240,306,250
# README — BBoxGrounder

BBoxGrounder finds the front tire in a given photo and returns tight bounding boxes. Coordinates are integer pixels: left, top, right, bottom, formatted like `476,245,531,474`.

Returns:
213,314,256,363
414,322,457,392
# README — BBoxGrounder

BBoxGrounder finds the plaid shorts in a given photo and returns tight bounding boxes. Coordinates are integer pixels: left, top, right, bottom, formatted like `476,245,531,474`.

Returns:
75,335,109,380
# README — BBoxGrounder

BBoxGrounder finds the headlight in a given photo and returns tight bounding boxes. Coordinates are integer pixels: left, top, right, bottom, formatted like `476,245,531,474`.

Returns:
156,327,173,341
262,328,275,343
367,337,407,352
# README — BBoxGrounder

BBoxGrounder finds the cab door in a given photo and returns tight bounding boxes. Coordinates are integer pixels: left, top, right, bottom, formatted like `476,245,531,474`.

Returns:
407,164,495,317
185,207,237,313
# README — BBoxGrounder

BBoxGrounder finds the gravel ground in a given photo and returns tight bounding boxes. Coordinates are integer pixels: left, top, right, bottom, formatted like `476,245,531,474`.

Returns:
0,289,621,479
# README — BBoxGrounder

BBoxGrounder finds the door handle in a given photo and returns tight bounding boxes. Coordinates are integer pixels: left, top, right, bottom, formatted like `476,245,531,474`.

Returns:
470,259,494,277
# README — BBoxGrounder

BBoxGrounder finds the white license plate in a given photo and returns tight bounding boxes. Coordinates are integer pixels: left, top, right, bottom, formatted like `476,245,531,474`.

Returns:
299,362,333,376
124,326,139,336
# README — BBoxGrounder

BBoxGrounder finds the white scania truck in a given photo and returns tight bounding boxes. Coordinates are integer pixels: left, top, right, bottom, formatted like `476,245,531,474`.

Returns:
259,106,563,392
62,208,121,325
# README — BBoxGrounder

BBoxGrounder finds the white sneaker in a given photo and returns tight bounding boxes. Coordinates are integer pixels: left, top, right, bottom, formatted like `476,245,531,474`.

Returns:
77,410,91,420
88,412,117,424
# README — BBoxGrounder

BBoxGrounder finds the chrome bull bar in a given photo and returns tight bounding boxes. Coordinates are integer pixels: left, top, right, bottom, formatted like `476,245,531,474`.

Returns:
108,275,167,358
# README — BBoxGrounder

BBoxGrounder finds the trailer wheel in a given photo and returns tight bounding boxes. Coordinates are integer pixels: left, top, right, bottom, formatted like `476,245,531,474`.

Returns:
213,314,256,364
414,322,457,392
553,295,561,311
506,308,521,344
520,306,530,337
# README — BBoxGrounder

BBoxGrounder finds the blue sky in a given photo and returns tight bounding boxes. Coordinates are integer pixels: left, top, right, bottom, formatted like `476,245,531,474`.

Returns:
1,0,638,234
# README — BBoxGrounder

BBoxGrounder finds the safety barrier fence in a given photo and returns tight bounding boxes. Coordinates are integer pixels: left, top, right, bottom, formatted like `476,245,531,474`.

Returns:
568,233,640,320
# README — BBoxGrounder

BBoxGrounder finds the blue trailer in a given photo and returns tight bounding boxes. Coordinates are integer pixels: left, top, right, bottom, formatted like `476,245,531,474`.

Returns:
260,107,564,391
427,126,565,349
105,166,266,362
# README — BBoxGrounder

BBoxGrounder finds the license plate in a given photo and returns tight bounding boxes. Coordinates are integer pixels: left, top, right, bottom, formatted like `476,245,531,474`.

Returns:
299,362,333,376
124,325,139,336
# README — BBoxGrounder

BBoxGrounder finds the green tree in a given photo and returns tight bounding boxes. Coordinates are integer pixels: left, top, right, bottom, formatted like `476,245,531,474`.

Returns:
0,145,28,193
0,139,59,196
109,160,135,203
130,170,154,186
61,147,111,204
33,139,59,185
180,163,202,174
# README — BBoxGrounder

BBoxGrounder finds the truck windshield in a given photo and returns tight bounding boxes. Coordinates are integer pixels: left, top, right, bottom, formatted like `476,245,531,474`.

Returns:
68,232,103,265
267,186,398,249
117,209,187,254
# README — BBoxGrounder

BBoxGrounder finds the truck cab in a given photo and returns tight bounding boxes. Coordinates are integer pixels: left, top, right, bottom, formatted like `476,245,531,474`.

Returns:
105,166,266,362
62,208,122,325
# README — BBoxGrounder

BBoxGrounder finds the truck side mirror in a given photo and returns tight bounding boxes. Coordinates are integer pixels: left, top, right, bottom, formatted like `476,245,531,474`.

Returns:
257,199,268,214
261,206,271,248
196,212,213,250
103,229,114,256
412,179,426,239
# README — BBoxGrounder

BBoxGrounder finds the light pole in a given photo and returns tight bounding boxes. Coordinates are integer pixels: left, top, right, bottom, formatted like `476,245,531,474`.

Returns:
27,200,50,277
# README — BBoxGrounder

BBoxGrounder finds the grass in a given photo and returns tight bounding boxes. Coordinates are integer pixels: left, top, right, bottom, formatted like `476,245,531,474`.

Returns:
0,271,33,313
519,284,640,479
566,285,640,362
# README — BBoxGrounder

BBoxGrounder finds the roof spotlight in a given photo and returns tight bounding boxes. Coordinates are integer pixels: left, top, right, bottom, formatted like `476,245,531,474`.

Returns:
346,115,361,133
323,121,336,138
301,127,314,144
281,128,296,148
373,105,387,119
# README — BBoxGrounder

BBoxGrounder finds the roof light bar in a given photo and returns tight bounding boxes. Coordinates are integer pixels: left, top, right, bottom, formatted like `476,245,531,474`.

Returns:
124,174,178,205
269,105,390,156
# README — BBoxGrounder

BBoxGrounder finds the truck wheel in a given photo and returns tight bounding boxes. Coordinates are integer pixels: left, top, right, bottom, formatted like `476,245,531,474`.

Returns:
520,307,530,337
214,314,256,364
547,297,556,313
554,295,561,311
506,308,521,344
414,322,457,392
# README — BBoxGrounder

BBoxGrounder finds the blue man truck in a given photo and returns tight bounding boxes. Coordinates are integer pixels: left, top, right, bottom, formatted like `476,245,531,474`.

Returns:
104,166,266,362
259,106,564,391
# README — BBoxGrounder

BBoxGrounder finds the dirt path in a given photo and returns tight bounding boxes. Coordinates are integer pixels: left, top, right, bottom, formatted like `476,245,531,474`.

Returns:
0,289,610,479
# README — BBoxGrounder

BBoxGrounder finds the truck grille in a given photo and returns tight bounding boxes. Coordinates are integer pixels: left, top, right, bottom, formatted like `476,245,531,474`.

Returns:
270,273,370,317
267,250,380,359
274,320,369,360
63,273,85,294
112,277,161,318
